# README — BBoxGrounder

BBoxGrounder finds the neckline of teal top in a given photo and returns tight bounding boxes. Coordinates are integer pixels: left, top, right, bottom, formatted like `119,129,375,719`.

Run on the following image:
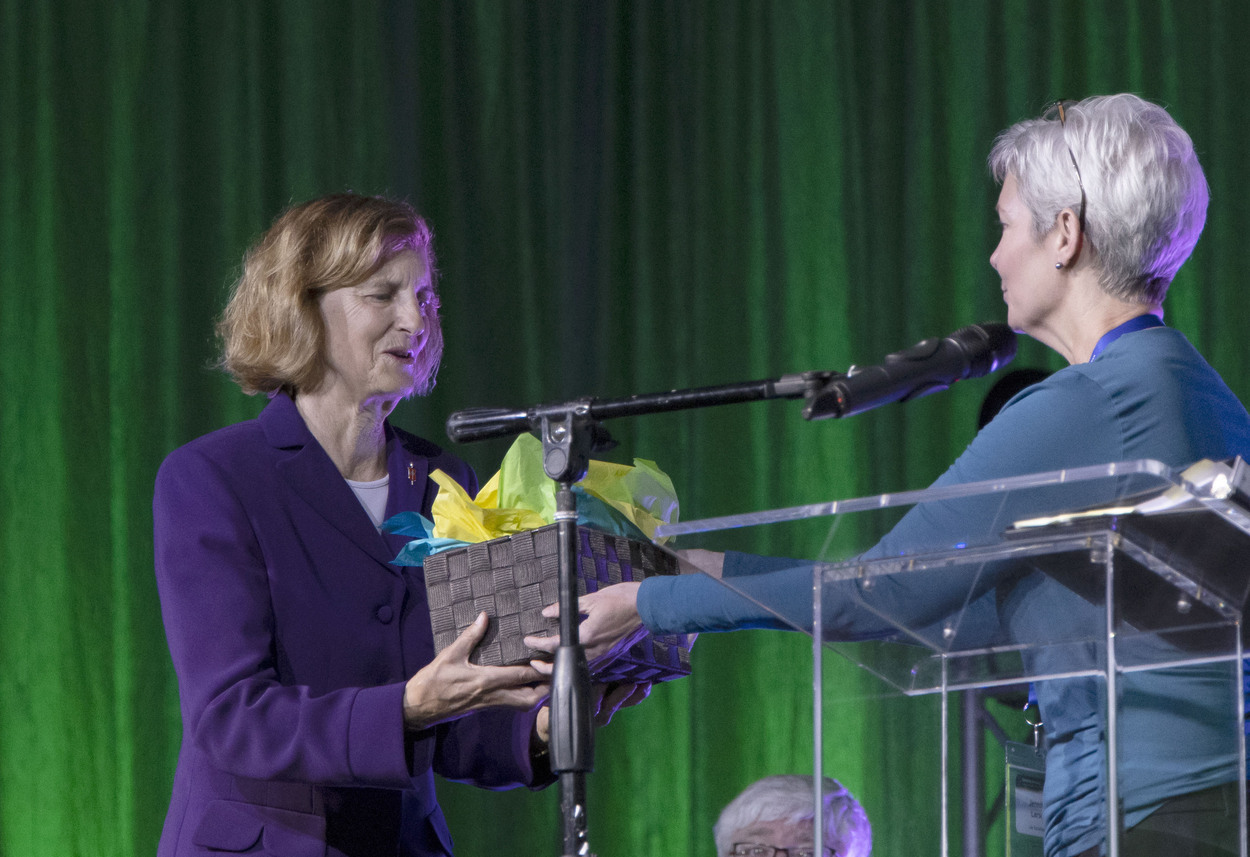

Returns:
1089,313,1165,362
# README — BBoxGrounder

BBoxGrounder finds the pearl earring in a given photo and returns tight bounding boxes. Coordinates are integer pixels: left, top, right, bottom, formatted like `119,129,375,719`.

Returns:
1055,262,1063,269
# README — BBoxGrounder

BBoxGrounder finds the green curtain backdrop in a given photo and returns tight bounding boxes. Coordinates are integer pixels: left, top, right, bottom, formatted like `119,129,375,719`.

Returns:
3,1,1250,855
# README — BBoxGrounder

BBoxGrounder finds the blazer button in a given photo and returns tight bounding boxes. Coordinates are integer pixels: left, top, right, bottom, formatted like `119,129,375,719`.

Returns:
376,605,394,624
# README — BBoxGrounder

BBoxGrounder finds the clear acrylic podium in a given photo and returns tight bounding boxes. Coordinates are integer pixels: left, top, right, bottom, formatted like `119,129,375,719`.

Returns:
654,459,1250,857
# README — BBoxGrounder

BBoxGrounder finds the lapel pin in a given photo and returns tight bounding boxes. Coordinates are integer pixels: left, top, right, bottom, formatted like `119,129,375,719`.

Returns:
407,462,417,486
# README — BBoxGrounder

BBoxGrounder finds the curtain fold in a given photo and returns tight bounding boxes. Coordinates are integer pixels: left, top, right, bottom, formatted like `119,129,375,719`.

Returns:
3,2,1249,855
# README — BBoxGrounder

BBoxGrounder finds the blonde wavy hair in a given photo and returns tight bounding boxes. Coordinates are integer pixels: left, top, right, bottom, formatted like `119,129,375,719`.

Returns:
218,193,443,396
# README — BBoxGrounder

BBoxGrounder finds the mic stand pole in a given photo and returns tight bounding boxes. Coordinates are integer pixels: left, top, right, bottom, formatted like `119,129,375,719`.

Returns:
534,405,607,857
553,474,591,857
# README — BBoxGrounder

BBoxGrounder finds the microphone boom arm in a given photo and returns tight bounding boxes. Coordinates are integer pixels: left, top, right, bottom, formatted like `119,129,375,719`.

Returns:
445,370,841,446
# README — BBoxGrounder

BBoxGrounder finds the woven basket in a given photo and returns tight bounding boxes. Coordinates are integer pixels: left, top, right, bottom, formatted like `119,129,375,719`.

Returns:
423,524,692,683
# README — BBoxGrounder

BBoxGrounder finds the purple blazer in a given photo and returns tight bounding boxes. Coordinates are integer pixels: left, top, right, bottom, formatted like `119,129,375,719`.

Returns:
154,393,547,857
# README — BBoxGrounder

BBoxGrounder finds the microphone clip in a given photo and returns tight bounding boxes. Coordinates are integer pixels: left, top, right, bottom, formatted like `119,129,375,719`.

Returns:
533,400,618,483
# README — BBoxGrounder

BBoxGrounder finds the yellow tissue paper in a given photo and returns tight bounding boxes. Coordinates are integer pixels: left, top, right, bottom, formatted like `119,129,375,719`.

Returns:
429,432,679,544
428,469,547,543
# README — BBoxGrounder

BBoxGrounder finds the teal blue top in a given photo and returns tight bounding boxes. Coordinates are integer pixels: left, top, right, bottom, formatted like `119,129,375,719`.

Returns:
639,325,1250,857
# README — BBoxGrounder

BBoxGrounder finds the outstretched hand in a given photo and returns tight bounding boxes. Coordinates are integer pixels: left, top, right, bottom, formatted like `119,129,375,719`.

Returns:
404,612,549,731
522,581,646,665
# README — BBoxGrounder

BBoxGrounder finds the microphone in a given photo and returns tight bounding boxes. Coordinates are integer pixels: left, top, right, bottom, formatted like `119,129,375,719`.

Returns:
802,322,1017,420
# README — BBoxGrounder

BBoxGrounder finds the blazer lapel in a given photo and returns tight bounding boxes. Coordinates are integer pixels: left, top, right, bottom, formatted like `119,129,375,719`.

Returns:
381,427,430,564
261,393,399,569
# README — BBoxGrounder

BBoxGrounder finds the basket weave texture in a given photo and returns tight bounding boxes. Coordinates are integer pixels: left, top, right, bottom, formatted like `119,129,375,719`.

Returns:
423,524,692,683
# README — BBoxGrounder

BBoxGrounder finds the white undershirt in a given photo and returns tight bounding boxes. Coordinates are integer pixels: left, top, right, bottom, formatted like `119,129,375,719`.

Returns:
346,475,390,531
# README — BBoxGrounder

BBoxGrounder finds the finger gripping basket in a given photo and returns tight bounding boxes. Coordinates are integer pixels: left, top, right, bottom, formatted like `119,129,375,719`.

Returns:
423,524,692,683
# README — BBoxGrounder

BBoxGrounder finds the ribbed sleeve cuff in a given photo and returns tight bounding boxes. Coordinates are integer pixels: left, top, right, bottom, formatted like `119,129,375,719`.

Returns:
637,573,736,634
639,553,807,634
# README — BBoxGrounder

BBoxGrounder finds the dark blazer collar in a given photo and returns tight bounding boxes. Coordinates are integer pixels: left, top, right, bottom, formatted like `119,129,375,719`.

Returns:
260,392,413,570
259,389,317,449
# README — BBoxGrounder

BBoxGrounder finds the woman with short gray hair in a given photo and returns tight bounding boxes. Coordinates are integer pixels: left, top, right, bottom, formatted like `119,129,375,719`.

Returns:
541,94,1250,856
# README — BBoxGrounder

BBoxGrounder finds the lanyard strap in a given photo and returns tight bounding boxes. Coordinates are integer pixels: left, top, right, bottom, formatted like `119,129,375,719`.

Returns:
1089,314,1164,362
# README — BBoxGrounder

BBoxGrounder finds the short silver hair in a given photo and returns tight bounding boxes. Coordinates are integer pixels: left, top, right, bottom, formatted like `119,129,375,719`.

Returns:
988,93,1208,306
712,775,871,857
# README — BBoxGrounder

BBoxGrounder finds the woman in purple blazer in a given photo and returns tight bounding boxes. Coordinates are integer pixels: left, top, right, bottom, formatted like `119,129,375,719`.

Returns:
154,195,553,856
